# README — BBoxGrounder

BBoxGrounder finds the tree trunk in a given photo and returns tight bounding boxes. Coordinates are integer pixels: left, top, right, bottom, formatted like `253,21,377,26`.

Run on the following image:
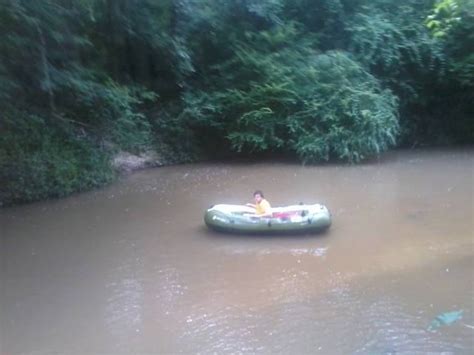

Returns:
106,0,121,78
36,22,56,113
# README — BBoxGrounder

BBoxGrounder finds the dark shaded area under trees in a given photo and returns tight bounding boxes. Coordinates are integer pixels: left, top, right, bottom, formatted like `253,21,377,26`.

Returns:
1,0,473,206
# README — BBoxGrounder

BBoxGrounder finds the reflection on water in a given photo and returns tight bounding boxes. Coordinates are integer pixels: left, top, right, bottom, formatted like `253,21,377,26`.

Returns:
1,148,473,353
104,264,144,348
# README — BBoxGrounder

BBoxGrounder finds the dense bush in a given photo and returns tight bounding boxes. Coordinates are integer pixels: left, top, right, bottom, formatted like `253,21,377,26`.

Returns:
0,76,157,205
0,110,115,206
288,52,399,162
183,26,399,162
422,0,474,144
0,0,166,205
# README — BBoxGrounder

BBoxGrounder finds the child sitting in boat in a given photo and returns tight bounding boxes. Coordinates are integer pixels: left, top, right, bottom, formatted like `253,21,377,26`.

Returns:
246,190,272,217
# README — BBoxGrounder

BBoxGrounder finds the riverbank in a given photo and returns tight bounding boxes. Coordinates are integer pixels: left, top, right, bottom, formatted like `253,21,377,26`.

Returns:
2,145,472,208
112,150,167,173
0,143,193,208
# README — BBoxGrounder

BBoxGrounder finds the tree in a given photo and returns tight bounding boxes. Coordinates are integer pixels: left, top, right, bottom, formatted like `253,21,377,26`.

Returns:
183,21,399,162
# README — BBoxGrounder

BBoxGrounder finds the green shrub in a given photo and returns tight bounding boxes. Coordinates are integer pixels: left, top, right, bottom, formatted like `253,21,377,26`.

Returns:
183,25,399,163
289,52,399,162
54,68,156,153
150,104,203,163
0,110,115,206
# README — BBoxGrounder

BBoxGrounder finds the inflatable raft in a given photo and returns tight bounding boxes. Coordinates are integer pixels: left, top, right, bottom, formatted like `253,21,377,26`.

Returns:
204,203,331,234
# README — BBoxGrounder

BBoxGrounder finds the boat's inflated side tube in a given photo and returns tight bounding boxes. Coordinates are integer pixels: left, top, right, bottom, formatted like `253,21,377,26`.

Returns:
204,204,331,234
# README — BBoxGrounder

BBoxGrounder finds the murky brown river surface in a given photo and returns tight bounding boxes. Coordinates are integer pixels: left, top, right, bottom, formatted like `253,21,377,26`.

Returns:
1,148,473,354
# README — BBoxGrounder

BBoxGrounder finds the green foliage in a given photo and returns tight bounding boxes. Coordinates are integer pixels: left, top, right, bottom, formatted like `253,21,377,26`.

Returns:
348,1,446,97
283,0,348,50
150,104,203,163
345,1,460,145
451,53,474,87
289,52,399,162
418,0,474,144
431,0,474,87
55,67,156,152
426,0,462,38
184,25,399,163
0,110,115,206
87,0,188,92
0,0,158,205
350,11,443,74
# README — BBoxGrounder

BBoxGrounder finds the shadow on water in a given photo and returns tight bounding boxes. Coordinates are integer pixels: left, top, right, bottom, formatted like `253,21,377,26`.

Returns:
198,225,332,241
208,146,406,168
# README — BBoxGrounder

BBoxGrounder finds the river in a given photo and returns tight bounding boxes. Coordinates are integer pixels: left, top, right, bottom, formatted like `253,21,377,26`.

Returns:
1,148,473,354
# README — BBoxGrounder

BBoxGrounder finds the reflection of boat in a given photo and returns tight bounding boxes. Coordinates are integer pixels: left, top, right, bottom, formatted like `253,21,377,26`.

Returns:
204,204,331,234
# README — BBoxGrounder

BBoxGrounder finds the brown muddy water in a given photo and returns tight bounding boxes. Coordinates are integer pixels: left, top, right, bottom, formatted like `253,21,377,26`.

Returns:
1,148,473,354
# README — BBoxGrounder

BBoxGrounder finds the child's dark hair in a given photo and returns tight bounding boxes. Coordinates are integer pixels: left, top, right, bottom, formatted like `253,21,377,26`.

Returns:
253,190,264,197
